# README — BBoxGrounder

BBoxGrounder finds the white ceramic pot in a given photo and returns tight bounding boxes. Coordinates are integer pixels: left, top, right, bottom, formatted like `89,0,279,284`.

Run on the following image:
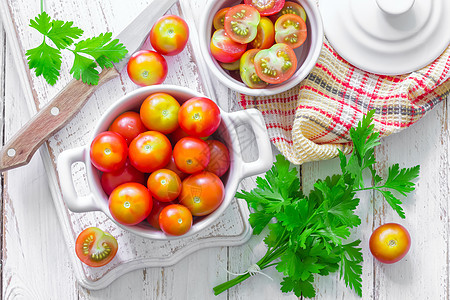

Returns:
199,0,323,96
57,85,273,240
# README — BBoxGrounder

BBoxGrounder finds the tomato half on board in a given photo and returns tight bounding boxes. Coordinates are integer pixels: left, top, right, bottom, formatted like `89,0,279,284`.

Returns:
178,97,221,138
109,111,147,145
127,50,168,86
128,131,172,173
140,93,180,134
213,7,230,30
147,169,182,202
369,223,411,264
210,29,247,63
250,17,275,50
271,1,307,22
224,4,260,44
173,137,211,174
240,49,269,89
254,43,297,84
150,15,189,56
90,131,128,173
244,0,285,16
159,204,193,236
75,227,118,267
274,13,307,49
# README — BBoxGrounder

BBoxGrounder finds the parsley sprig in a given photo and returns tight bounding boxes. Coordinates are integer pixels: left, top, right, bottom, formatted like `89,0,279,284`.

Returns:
213,110,419,297
26,12,128,85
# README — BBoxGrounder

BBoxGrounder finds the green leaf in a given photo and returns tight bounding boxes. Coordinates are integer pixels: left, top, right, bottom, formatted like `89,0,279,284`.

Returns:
29,12,52,35
378,189,406,219
70,53,99,85
339,240,363,296
382,164,420,196
47,20,83,49
280,276,316,298
248,211,273,235
264,222,285,248
26,41,61,85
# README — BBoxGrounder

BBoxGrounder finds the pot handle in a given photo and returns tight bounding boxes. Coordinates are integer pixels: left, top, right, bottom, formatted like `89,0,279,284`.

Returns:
57,146,100,213
229,109,273,178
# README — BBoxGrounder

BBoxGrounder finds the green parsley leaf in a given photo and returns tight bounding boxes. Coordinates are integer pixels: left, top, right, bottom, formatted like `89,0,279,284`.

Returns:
70,53,99,85
339,241,363,296
47,20,83,49
280,276,316,298
26,41,61,85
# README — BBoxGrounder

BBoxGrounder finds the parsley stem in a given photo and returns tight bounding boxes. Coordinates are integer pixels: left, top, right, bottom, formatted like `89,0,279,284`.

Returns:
40,0,44,13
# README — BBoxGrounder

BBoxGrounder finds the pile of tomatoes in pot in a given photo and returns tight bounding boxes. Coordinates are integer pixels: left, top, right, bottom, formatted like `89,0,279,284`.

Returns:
210,0,308,88
89,94,230,237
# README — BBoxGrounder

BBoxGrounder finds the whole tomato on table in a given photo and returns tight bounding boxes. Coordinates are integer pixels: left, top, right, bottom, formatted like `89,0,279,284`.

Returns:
127,50,168,86
150,15,189,56
369,223,411,264
140,93,180,134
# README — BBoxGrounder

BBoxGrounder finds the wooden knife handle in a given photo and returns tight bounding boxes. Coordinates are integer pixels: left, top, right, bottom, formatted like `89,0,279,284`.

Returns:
0,67,119,172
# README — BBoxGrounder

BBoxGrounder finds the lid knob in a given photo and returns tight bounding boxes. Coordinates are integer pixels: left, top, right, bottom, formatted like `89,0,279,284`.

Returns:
376,0,415,15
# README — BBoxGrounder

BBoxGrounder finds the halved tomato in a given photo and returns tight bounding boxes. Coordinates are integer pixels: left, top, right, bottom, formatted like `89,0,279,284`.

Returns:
220,60,241,71
274,13,307,49
224,4,260,44
254,43,297,84
250,17,275,49
271,1,307,22
75,227,118,267
213,7,230,30
210,29,247,63
240,49,268,88
244,0,285,17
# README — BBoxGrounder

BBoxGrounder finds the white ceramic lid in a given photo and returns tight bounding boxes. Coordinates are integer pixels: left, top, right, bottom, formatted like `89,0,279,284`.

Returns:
318,0,450,75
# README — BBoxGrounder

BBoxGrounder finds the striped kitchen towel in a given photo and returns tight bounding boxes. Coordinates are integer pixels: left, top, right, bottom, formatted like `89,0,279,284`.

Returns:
239,39,450,165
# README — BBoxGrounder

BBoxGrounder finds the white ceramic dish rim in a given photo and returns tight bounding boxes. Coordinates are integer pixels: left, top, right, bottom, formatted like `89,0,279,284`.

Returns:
199,0,324,97
57,85,273,240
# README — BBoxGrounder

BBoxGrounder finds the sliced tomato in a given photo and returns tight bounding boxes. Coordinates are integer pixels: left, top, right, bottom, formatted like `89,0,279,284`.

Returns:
75,227,118,267
274,13,307,49
210,29,247,63
224,4,260,44
254,43,297,84
271,1,307,22
240,49,268,88
220,60,241,71
250,17,275,49
244,0,285,16
213,7,230,30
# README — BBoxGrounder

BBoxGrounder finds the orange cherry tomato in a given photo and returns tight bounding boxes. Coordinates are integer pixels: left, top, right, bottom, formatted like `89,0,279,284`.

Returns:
213,7,230,30
128,131,172,173
210,29,247,63
164,155,188,180
108,182,153,226
127,50,168,86
179,171,224,216
205,140,230,177
150,15,189,56
369,223,411,264
100,160,147,195
173,137,210,174
159,204,193,236
250,17,275,49
254,43,297,84
90,131,128,172
147,169,182,202
140,93,180,134
75,227,118,267
274,14,307,49
109,111,147,145
224,4,260,44
146,200,175,230
178,97,221,138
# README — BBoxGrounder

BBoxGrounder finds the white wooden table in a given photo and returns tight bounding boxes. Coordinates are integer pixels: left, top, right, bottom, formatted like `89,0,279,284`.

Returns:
1,0,449,299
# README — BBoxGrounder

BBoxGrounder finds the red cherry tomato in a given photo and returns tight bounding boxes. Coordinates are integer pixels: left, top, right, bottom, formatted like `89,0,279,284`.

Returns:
146,200,175,230
90,131,128,172
147,169,182,202
240,49,269,89
178,97,221,138
179,171,224,216
159,204,193,236
75,227,118,267
205,140,230,177
100,160,147,195
127,50,168,86
244,0,285,16
108,182,153,226
213,7,230,30
210,29,247,63
109,111,147,145
250,17,275,49
254,43,297,84
164,155,188,180
224,4,261,44
274,14,307,49
128,131,172,173
173,137,210,174
150,15,189,56
140,93,180,134
369,223,411,264
270,1,307,23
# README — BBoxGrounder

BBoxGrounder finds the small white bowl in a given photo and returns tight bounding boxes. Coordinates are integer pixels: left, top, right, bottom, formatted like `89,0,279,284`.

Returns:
199,0,324,97
57,85,273,240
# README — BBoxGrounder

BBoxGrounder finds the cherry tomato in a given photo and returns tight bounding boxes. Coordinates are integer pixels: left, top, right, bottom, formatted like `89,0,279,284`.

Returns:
75,227,118,267
147,169,182,202
164,155,188,180
270,1,307,23
274,14,307,49
159,204,193,236
240,49,269,89
213,7,230,30
254,43,297,84
146,200,175,230
220,60,241,71
127,50,168,86
129,131,172,173
244,0,285,16
250,17,275,49
210,29,247,63
173,137,210,174
178,97,221,138
140,93,180,134
369,223,411,264
224,4,260,44
101,160,147,195
109,111,147,145
205,140,230,177
108,182,153,226
150,15,189,56
90,131,128,172
179,171,225,216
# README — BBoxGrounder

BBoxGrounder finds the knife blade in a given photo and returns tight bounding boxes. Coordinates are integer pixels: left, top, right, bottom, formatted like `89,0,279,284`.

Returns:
0,0,178,172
